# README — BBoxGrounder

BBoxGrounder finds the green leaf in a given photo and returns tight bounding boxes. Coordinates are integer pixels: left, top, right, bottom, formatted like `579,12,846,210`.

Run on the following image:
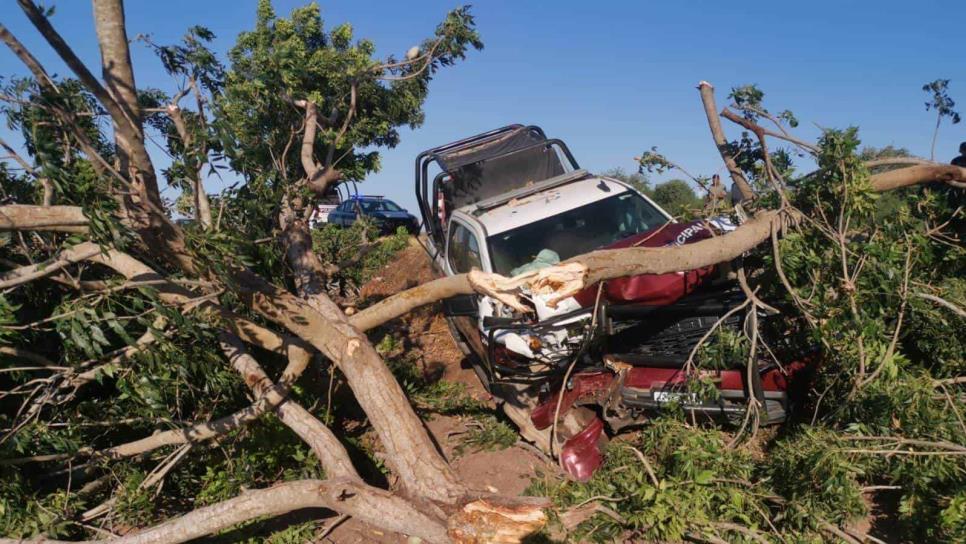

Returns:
694,470,714,485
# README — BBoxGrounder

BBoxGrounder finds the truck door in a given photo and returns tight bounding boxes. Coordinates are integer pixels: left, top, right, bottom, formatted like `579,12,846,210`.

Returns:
329,202,347,226
444,220,486,357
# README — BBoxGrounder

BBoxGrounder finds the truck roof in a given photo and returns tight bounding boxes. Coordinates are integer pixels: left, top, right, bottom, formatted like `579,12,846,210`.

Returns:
458,175,634,235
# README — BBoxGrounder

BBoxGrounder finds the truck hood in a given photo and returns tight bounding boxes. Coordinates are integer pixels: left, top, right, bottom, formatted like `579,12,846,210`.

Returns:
572,219,717,307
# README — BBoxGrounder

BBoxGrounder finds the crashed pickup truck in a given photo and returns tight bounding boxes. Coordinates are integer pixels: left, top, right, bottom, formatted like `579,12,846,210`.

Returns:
415,125,806,480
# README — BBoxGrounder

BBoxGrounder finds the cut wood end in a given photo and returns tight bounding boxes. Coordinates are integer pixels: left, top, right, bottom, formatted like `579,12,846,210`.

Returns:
448,499,547,544
468,270,533,313
529,263,588,308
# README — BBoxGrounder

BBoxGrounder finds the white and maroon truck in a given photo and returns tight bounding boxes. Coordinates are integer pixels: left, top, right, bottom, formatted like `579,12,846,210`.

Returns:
414,124,808,480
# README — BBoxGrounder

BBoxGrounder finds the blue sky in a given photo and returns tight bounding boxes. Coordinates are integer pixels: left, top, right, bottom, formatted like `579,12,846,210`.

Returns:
2,0,964,211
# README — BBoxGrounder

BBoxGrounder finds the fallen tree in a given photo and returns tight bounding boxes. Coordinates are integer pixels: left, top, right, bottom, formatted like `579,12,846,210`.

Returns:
0,2,963,543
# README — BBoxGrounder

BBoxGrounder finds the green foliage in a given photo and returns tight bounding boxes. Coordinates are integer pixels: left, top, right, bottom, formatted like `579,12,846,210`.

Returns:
311,221,410,290
651,178,702,217
636,146,676,177
217,0,481,186
765,429,867,526
0,2,474,538
454,414,517,455
0,471,88,540
601,167,651,195
923,79,961,125
729,84,798,127
615,158,704,217
194,417,324,507
531,418,835,542
538,89,965,543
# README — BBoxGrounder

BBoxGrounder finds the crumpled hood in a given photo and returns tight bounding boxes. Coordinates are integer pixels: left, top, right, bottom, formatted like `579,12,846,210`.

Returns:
573,219,717,307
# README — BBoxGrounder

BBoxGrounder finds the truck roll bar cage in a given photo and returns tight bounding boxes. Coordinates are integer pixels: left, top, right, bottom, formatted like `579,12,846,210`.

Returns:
415,124,580,248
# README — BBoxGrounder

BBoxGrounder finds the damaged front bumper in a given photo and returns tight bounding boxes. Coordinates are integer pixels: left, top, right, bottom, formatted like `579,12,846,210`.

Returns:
524,357,807,481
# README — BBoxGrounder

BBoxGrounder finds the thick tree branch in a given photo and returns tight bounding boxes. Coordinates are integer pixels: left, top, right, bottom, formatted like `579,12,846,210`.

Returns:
347,212,784,326
298,100,320,173
15,0,140,142
720,107,820,154
233,269,468,503
296,100,343,195
0,242,101,290
350,163,966,329
165,101,212,227
0,479,451,544
348,272,528,332
698,81,755,201
869,163,966,192
0,205,88,232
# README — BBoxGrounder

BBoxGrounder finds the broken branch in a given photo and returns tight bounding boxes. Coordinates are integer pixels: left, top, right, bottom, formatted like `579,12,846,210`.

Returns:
698,81,755,201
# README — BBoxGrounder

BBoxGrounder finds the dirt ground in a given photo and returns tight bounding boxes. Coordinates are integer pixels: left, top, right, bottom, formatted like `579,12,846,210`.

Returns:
327,240,553,543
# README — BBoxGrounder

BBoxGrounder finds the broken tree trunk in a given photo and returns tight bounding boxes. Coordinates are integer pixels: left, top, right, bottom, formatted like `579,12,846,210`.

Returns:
236,265,470,504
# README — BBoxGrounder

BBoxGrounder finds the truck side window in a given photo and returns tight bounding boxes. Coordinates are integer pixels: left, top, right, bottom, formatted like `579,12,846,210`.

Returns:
447,222,482,273
465,231,482,271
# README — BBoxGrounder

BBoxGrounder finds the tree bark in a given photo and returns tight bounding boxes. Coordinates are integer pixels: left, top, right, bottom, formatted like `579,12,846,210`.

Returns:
166,103,212,228
282,106,466,500
0,479,451,544
9,2,195,274
349,274,475,332
89,0,149,193
0,205,88,232
698,81,756,201
0,242,102,289
297,100,343,195
234,270,468,503
217,332,359,478
869,163,966,192
280,220,331,307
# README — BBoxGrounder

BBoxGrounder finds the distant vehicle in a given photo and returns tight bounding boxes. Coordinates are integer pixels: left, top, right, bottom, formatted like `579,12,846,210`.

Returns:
326,195,419,234
415,124,811,481
309,203,339,228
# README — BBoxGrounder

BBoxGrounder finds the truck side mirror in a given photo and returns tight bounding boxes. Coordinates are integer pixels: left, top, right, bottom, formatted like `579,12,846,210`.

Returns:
442,294,478,317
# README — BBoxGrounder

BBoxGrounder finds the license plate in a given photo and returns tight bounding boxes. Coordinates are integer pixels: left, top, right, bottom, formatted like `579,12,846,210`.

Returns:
652,391,698,404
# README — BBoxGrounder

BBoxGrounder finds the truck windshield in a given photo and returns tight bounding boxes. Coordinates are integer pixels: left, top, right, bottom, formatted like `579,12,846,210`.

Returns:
487,191,668,276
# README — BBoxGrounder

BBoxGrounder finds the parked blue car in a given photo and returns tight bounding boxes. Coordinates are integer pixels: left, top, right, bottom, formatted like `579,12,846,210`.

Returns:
326,196,420,234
